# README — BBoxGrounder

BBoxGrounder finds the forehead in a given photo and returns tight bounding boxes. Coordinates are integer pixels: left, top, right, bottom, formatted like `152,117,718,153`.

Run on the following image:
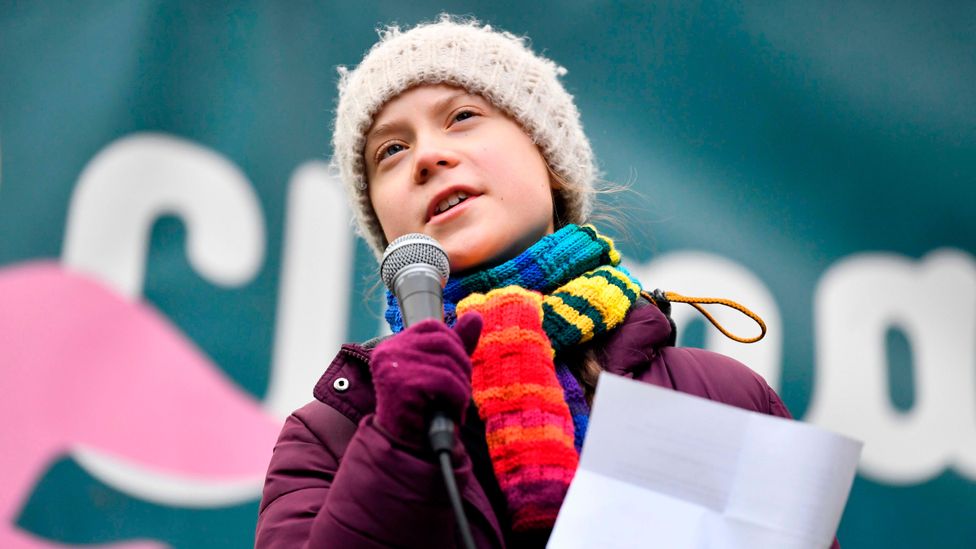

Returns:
370,84,487,127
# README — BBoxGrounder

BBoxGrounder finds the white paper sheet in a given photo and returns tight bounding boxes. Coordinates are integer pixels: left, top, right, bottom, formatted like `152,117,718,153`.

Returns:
548,373,862,549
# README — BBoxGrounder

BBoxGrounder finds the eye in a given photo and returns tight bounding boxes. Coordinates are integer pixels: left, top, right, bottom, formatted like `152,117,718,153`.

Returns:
452,109,478,124
376,142,406,162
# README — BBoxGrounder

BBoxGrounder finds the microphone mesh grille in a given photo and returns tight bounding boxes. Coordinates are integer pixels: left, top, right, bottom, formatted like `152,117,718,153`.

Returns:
380,233,450,290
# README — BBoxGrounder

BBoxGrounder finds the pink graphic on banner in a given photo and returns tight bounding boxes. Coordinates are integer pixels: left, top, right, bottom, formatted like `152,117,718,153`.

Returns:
0,262,282,548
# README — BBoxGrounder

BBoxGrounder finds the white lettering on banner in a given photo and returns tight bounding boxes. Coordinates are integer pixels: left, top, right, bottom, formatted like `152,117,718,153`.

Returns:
265,161,355,419
56,133,269,508
62,133,265,298
627,252,783,391
53,134,976,488
805,249,976,484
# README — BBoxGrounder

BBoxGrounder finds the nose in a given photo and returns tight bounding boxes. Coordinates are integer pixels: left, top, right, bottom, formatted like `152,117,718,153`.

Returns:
413,141,459,184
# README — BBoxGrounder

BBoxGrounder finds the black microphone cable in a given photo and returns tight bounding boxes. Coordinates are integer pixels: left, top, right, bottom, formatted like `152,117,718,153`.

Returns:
430,416,477,549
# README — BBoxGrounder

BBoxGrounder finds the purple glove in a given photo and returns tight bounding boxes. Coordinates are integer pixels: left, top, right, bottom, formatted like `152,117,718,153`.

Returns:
370,314,483,450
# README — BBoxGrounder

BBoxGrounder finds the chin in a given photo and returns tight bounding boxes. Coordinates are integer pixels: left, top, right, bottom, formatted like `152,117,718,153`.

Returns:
440,224,549,275
446,253,483,276
446,244,520,277
444,242,497,275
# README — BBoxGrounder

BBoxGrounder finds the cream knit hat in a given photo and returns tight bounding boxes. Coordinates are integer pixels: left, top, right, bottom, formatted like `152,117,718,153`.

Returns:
332,15,596,257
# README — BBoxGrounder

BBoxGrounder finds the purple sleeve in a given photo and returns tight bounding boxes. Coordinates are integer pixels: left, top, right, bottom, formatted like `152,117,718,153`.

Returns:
255,403,351,548
255,404,496,548
308,414,476,547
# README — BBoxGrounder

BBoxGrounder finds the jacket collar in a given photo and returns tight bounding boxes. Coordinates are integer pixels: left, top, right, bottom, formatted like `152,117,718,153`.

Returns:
313,298,675,417
312,343,376,421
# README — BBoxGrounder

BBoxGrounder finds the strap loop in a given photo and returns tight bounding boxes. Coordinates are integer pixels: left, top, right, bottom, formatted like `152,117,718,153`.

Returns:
643,290,767,344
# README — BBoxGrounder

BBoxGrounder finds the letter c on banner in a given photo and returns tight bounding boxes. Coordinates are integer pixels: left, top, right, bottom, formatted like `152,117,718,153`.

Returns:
62,133,265,298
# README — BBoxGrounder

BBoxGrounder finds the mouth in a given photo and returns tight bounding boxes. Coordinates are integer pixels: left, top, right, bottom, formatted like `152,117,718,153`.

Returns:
427,187,480,222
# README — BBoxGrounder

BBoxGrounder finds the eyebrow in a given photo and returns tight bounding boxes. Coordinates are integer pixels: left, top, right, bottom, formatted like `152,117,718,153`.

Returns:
366,90,477,145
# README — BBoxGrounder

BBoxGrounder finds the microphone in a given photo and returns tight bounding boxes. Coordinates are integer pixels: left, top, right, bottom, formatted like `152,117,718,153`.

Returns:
380,233,456,452
380,233,450,328
380,233,477,549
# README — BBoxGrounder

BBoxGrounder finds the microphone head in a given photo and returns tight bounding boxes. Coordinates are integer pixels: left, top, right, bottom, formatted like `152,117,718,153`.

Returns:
380,233,450,291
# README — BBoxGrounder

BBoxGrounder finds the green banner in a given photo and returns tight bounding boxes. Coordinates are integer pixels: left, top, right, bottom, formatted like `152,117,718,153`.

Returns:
1,2,973,547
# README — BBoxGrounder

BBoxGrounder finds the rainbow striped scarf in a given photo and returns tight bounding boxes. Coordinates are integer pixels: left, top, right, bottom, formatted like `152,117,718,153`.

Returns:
385,224,642,531
385,224,641,340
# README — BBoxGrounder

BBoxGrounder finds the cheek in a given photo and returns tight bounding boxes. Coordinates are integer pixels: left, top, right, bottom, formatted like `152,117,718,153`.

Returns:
496,149,552,211
368,185,405,240
483,139,550,192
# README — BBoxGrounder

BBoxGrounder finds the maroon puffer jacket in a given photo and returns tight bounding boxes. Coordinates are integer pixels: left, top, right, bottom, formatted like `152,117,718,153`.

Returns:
255,300,838,548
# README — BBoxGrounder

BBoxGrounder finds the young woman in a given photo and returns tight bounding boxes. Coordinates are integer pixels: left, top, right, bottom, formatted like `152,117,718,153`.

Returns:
256,17,827,548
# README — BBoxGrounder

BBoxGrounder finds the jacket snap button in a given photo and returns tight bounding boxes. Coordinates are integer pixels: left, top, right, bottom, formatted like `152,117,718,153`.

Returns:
333,377,350,392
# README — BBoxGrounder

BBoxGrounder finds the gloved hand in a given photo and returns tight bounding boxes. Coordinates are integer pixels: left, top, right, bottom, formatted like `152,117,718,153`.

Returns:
370,314,483,451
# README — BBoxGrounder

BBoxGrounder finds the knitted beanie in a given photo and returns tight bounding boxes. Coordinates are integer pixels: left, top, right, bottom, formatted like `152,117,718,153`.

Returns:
332,15,597,258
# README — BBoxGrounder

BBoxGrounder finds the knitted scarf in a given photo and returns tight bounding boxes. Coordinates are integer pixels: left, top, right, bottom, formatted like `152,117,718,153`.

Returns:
385,224,642,531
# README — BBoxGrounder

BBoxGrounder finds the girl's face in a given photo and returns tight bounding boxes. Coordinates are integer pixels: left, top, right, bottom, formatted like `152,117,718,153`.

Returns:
365,84,555,274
